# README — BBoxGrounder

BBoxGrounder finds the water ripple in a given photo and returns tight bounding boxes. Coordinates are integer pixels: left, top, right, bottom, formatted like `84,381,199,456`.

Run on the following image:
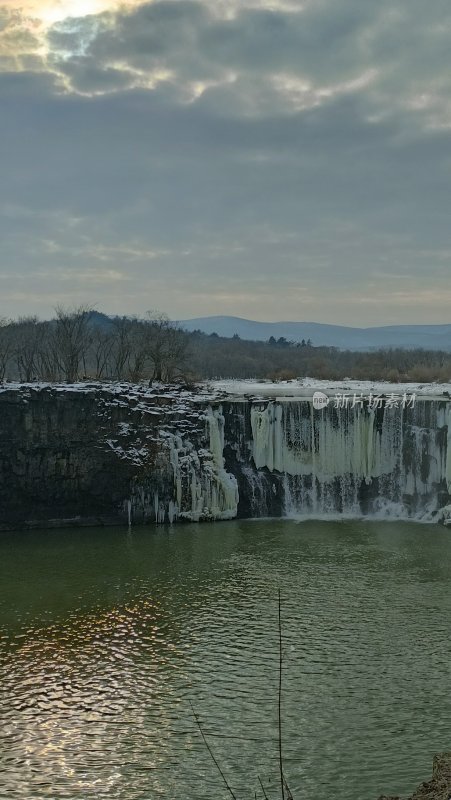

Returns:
1,519,451,799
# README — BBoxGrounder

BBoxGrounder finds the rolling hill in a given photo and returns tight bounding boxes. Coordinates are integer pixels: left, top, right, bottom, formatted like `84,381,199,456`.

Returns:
179,316,451,351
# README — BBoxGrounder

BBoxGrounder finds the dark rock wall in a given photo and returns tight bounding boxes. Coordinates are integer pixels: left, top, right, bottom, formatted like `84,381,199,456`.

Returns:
0,385,185,529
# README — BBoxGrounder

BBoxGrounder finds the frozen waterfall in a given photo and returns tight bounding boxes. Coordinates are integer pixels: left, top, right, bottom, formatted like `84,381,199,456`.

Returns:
245,398,451,520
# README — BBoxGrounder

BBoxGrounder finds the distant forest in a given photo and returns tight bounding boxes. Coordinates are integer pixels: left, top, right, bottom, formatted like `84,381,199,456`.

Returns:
1,306,451,384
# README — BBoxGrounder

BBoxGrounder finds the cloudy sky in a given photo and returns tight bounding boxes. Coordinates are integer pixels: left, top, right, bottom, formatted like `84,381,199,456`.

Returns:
1,0,451,325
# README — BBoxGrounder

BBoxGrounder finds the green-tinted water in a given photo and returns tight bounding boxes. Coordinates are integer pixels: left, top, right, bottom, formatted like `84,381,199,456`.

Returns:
1,519,451,800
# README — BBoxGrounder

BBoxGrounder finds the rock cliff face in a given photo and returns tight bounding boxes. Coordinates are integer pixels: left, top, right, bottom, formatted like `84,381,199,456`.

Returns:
0,383,220,529
378,752,451,800
1,381,451,530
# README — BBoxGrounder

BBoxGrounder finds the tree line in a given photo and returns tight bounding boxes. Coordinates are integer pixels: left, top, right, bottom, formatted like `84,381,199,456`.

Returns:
1,305,451,384
0,306,188,383
187,330,451,383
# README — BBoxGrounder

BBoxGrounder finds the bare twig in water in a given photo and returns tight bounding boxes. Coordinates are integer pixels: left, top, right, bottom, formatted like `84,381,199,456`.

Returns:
278,589,285,800
189,700,238,800
278,590,294,799
258,775,270,800
190,591,295,799
283,774,294,800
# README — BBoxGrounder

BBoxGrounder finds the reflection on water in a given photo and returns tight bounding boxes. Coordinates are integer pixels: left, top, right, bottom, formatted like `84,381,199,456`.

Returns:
1,520,451,799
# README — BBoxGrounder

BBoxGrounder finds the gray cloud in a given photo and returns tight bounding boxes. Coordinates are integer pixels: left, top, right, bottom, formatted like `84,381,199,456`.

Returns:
45,0,451,127
0,0,451,322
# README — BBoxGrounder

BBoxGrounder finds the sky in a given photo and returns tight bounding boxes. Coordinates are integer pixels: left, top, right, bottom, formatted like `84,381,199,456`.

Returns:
1,0,451,326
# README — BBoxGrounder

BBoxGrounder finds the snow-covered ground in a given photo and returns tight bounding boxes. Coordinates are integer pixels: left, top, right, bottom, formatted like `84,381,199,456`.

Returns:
211,378,451,399
2,377,451,402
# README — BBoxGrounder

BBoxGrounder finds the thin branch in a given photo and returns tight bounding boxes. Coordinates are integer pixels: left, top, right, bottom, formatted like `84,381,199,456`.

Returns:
258,775,270,800
283,775,294,800
189,700,238,800
278,589,285,800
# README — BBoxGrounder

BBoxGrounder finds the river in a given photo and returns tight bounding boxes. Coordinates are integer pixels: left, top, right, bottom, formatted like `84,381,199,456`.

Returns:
1,519,450,799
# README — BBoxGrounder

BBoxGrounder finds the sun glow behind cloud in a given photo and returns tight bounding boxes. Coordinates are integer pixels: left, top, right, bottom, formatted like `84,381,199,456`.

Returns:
7,0,140,28
0,0,144,69
39,1,110,25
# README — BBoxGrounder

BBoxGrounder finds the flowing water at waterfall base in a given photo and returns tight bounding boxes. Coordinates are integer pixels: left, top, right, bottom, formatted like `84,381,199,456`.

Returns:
1,519,451,800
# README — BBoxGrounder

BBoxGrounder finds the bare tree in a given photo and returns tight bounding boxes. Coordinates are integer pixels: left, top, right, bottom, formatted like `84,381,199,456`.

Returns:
108,316,134,380
127,322,148,382
33,321,59,381
145,312,189,382
12,316,48,382
0,319,13,381
90,327,115,380
52,304,93,382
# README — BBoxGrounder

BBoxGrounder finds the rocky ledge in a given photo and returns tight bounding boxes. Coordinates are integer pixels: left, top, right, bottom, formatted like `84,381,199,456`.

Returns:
378,753,451,800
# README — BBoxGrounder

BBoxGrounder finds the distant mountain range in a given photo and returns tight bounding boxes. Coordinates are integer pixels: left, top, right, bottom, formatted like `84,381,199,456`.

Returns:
179,316,451,351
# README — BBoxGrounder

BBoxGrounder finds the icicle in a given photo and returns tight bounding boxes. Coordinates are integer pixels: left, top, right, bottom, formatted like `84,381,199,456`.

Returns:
152,406,238,522
446,405,451,494
206,405,239,519
249,397,451,520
